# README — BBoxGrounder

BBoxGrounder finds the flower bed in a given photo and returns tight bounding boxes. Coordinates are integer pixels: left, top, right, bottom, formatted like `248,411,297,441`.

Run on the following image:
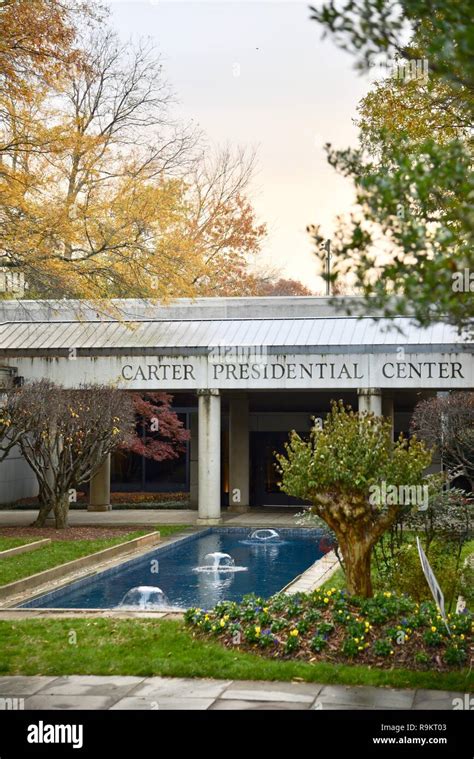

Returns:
185,589,472,672
3,491,191,510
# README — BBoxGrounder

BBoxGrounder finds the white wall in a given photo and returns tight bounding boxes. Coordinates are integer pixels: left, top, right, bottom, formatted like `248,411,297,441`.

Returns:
0,446,38,504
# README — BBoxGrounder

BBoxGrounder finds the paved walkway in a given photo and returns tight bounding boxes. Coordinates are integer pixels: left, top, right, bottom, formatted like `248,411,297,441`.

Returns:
0,676,466,710
0,508,301,528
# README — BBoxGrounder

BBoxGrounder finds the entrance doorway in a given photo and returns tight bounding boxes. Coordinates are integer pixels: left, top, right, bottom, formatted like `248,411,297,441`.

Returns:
250,431,309,507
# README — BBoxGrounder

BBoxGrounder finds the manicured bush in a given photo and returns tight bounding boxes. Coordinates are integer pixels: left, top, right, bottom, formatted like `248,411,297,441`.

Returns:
276,402,431,597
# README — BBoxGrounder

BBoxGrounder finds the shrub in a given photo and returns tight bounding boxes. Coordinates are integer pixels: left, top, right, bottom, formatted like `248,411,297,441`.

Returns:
372,638,393,657
383,540,468,611
444,644,467,666
310,635,327,652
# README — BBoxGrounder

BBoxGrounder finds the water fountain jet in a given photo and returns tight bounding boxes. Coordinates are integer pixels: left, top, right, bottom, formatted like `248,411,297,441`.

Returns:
117,586,169,609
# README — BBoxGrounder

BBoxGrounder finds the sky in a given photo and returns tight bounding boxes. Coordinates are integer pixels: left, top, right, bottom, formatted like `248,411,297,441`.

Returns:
108,1,373,292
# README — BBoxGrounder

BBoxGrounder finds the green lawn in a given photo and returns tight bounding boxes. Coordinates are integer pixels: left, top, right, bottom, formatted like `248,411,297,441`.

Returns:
0,618,470,691
0,537,37,552
0,525,190,586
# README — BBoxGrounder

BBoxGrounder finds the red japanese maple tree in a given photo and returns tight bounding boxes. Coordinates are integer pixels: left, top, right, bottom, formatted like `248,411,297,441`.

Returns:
125,392,190,461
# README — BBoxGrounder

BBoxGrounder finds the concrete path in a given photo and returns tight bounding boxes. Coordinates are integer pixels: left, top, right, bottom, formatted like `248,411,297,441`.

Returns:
0,676,467,711
0,508,302,528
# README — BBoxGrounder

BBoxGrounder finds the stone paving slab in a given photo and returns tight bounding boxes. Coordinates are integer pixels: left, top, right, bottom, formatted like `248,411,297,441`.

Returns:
0,510,198,527
412,689,464,710
284,551,339,594
0,676,469,710
34,675,145,698
110,696,214,710
317,684,415,709
210,699,312,710
0,676,58,696
24,695,118,710
0,508,302,528
130,676,231,699
220,680,321,703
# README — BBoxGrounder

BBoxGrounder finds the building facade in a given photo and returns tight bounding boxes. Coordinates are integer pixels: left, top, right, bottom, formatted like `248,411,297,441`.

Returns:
0,296,473,521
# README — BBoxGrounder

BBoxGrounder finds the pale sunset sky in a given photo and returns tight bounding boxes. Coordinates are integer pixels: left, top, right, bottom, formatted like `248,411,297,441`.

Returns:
108,1,374,292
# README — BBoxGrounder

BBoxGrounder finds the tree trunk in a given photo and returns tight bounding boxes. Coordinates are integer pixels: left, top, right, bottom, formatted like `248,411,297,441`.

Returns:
30,484,53,527
31,502,53,527
338,535,374,597
53,494,70,529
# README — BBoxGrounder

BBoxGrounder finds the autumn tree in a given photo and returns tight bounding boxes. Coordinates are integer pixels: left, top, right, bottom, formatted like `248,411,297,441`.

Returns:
0,0,86,97
250,276,313,296
1,5,267,301
2,381,135,528
411,392,474,491
276,402,431,597
0,0,94,285
309,2,474,332
126,392,190,461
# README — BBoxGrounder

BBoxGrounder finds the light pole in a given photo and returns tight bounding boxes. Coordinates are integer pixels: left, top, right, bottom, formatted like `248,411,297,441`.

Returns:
320,239,331,296
306,225,332,296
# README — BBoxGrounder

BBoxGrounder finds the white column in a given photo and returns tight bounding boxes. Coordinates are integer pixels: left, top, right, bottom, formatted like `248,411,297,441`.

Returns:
197,389,221,525
358,388,382,415
228,394,250,512
88,453,111,511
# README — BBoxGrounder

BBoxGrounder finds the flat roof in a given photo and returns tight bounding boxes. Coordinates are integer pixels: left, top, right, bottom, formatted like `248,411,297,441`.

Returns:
0,298,470,355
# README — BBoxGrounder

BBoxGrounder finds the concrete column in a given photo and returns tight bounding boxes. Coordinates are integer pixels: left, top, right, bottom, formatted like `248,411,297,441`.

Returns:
196,389,221,525
382,395,395,440
88,453,111,511
189,412,198,509
228,395,250,513
358,388,382,416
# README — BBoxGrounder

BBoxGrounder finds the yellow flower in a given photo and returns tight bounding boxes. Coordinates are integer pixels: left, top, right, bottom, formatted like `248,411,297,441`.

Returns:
323,597,329,604
263,607,269,613
220,619,225,627
358,646,363,651
431,626,437,633
290,629,299,637
255,626,261,635
384,592,392,598
354,638,359,643
204,614,209,621
460,634,465,640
